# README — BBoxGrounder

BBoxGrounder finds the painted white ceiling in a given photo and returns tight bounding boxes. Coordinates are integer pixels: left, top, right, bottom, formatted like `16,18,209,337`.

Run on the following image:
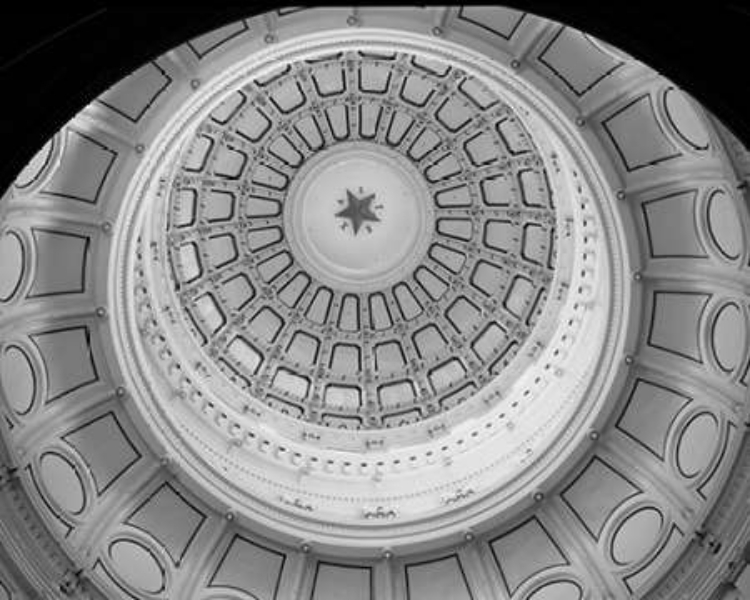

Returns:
0,6,749,600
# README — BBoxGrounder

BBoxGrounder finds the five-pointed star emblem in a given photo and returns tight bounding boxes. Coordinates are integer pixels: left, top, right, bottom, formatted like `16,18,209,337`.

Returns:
335,188,381,235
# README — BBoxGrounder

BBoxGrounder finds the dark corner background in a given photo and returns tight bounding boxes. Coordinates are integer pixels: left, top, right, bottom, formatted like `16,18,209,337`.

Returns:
0,3,746,192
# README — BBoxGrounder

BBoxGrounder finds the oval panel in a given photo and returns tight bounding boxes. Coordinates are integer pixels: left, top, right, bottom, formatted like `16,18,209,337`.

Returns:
0,346,36,415
707,190,743,260
39,453,85,514
109,539,165,594
527,580,582,600
14,138,56,190
663,88,710,150
711,303,745,372
611,507,663,565
0,232,25,301
677,412,719,478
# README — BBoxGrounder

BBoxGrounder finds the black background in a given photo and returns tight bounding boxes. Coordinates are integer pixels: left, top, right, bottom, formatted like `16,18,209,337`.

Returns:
0,3,745,191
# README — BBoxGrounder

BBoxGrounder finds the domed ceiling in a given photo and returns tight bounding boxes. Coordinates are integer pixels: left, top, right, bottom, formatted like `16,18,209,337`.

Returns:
0,6,749,600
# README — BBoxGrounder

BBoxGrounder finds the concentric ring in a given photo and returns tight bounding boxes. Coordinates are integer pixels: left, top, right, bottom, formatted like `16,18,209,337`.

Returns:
110,30,628,554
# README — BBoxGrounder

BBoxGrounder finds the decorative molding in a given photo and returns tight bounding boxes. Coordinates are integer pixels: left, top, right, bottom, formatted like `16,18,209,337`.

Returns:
362,506,398,520
279,494,314,512
0,6,748,600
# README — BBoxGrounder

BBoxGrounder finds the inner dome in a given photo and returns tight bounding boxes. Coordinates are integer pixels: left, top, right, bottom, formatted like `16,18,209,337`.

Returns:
156,49,561,430
113,29,622,551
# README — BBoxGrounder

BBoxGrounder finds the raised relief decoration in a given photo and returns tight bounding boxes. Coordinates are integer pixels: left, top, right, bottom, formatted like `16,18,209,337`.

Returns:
405,556,473,600
30,326,98,402
489,517,569,595
610,507,664,566
647,291,711,363
311,563,372,600
676,412,720,479
705,189,744,261
63,412,140,495
187,20,250,58
526,580,582,600
616,378,690,459
335,188,383,235
99,538,167,596
602,94,681,172
126,483,207,566
98,61,173,123
561,457,641,539
0,344,38,416
662,87,711,152
38,451,87,517
710,302,746,373
538,27,623,96
208,535,286,600
13,135,59,192
1,8,748,600
456,6,526,40
0,231,26,301
607,506,684,594
40,129,116,204
28,229,90,298
641,190,707,259
160,51,558,430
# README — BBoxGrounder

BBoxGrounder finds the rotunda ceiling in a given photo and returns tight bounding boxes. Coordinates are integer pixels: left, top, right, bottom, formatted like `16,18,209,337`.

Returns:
0,6,749,600
157,48,561,431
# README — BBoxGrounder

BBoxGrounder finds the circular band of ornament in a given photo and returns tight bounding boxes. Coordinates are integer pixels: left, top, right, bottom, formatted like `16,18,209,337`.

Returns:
111,28,630,554
156,49,561,431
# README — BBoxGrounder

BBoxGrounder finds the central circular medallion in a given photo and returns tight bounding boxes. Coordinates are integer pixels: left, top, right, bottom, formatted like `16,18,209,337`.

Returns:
285,143,433,292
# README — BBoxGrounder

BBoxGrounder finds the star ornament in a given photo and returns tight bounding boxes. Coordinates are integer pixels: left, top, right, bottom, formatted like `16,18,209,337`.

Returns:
335,189,382,236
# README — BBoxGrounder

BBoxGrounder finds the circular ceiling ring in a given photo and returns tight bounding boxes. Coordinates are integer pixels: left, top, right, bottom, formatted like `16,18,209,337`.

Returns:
0,6,748,600
111,29,628,554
